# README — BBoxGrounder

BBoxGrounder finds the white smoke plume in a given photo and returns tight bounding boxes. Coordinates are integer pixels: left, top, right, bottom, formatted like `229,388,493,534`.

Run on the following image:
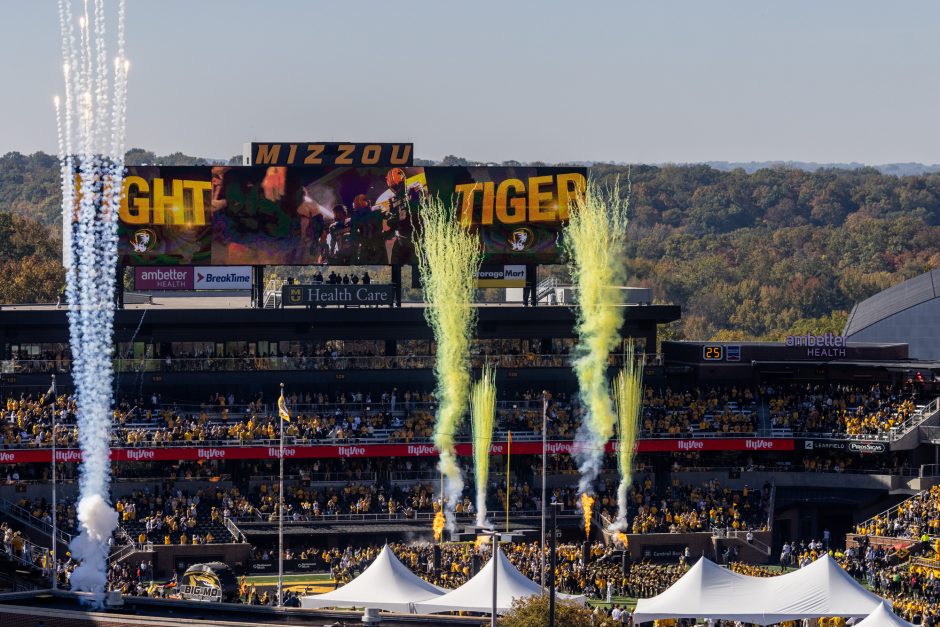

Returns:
55,0,129,605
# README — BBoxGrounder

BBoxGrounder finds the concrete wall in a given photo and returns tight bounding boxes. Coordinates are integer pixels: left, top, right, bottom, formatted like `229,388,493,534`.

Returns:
674,470,901,492
145,542,252,578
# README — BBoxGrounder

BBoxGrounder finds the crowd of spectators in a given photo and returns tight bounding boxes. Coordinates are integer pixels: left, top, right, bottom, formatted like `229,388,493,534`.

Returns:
768,383,919,436
0,381,929,451
623,477,770,534
245,540,668,601
642,386,758,435
855,485,940,539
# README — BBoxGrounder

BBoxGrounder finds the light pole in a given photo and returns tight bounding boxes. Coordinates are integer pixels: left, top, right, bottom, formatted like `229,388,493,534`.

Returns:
50,374,57,590
549,502,562,627
277,383,286,607
480,529,500,627
540,390,551,593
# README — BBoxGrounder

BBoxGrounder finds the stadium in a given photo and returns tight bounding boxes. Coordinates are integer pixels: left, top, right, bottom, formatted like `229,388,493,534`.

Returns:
3,3,940,626
2,149,940,624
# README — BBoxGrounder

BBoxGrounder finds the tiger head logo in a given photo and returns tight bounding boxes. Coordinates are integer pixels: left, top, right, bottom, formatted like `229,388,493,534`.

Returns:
508,227,534,252
130,228,157,253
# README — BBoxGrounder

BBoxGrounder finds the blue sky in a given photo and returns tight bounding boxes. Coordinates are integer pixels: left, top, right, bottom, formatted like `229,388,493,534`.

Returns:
2,0,939,163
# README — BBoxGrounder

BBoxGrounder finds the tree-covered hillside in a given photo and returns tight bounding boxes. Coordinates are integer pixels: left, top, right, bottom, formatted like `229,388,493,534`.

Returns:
590,164,940,340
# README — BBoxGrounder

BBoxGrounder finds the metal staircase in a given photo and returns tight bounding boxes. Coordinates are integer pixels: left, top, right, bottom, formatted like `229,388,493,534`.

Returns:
262,275,285,309
0,498,72,547
536,276,560,305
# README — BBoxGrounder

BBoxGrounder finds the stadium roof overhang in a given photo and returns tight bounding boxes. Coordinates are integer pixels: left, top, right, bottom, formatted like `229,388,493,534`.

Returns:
0,304,681,344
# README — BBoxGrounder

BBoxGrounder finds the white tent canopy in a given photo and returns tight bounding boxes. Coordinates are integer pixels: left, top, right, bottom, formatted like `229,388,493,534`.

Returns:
633,555,887,625
413,546,585,615
855,602,914,627
299,544,447,613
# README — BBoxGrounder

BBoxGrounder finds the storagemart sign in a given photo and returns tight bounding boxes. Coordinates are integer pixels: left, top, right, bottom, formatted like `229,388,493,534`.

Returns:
282,284,395,306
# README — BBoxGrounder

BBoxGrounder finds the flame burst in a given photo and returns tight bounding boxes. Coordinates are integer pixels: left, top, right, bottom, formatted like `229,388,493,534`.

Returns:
615,532,629,548
433,509,446,543
581,493,595,539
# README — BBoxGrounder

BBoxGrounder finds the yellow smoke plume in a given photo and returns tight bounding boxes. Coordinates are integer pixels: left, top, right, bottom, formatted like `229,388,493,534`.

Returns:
613,342,644,529
415,195,483,529
564,181,630,499
470,365,497,528
581,493,595,540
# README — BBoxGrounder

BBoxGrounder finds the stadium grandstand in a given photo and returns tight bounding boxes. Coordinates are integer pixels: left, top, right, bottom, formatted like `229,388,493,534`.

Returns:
3,282,940,622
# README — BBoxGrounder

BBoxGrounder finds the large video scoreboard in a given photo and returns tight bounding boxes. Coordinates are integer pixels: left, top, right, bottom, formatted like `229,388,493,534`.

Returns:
116,165,586,267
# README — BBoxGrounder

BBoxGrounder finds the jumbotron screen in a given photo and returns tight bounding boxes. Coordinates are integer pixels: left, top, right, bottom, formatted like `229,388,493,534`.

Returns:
116,165,587,266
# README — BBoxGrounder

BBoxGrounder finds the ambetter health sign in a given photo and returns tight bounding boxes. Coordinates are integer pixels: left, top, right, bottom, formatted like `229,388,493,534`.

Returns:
135,267,193,290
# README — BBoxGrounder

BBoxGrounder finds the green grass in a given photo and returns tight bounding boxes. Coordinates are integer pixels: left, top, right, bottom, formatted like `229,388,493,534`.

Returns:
244,573,332,585
585,596,637,611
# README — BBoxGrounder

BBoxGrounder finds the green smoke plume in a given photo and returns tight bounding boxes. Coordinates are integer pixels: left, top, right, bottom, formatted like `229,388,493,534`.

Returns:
415,195,483,529
470,365,497,528
613,343,644,529
563,180,630,499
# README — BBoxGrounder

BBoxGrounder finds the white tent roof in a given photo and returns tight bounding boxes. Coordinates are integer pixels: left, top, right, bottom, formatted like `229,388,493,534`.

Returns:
299,545,447,613
413,546,585,615
633,555,887,625
855,602,914,627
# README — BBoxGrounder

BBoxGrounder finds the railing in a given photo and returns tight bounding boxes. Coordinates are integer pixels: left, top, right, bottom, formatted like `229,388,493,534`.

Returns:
856,489,926,537
766,479,776,531
3,352,657,375
0,497,73,546
713,528,772,556
888,397,940,439
108,527,139,565
250,472,378,484
263,276,285,310
232,508,571,525
223,516,248,543
0,430,924,450
919,464,940,478
912,556,940,570
536,276,559,305
389,470,440,483
0,538,50,572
